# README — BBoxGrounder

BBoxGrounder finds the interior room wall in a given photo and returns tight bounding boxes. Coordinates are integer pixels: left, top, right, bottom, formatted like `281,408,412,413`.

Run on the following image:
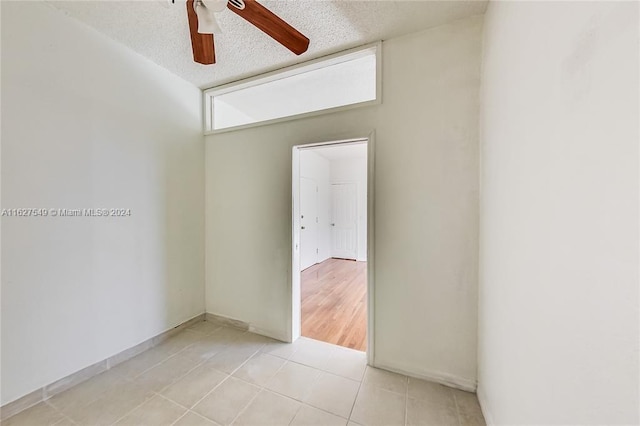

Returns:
205,15,482,388
330,156,368,262
1,2,205,405
299,150,331,265
478,1,639,423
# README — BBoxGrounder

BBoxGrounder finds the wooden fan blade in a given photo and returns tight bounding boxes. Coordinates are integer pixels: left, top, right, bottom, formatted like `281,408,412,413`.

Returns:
187,0,216,64
227,0,309,55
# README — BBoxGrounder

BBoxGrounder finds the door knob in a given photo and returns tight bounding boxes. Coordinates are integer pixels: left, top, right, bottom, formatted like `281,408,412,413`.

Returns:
331,223,335,226
301,226,306,230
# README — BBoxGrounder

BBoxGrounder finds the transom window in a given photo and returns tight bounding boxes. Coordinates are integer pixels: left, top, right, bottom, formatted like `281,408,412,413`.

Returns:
204,43,381,133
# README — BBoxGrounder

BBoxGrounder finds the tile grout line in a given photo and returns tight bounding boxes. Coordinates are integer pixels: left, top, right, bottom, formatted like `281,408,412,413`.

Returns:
109,368,202,425
121,327,210,380
154,388,205,411
287,403,304,426
284,343,367,423
106,365,208,426
130,324,225,379
44,397,72,425
404,376,409,426
452,389,462,426
169,410,191,426
175,409,223,426
225,342,349,424
164,320,241,425
47,399,77,426
227,387,264,425
124,345,191,381
155,392,193,411
10,327,375,426
152,392,200,426
45,367,129,416
105,328,223,426
107,393,155,426
189,410,224,426
298,402,350,422
46,372,131,419
229,348,293,418
346,369,366,423
186,373,233,415
299,364,324,403
182,340,266,420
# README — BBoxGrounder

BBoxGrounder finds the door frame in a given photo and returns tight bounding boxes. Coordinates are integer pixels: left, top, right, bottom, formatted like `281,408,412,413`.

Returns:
290,133,376,364
300,176,319,269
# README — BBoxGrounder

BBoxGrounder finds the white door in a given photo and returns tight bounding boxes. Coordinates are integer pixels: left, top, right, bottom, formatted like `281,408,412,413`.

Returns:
300,177,318,270
330,183,357,260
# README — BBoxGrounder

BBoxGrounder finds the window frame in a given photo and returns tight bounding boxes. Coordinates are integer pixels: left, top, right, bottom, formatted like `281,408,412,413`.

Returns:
203,42,382,134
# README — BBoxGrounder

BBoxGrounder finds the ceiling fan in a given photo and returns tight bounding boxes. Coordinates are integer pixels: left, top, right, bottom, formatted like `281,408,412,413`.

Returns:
184,0,310,65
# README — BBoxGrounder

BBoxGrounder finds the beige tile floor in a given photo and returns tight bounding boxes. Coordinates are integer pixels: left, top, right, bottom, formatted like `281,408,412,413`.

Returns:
2,321,485,426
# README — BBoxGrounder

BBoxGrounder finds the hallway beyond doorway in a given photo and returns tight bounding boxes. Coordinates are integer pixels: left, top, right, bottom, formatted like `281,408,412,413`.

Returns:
301,258,367,351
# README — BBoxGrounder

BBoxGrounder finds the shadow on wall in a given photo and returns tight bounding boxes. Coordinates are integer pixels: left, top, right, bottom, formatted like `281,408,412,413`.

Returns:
162,126,206,325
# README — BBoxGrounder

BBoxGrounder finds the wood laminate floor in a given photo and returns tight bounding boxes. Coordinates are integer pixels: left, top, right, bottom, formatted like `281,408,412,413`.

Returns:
301,258,367,351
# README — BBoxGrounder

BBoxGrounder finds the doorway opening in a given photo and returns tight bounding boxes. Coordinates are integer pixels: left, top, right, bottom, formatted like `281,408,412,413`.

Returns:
291,138,373,355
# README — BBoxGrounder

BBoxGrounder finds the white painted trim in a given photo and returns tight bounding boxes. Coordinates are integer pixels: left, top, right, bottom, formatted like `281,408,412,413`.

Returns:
291,136,374,364
205,99,380,136
297,138,371,149
203,42,382,134
373,361,477,393
205,312,289,342
366,131,376,365
291,147,302,343
204,312,249,330
205,43,380,95
247,325,289,343
476,385,496,425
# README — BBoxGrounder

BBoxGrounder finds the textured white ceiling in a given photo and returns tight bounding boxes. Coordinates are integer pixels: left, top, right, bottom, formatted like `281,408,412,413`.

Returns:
48,0,487,89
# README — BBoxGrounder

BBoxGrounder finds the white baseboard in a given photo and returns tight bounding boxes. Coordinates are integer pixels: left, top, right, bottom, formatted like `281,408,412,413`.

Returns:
0,313,205,421
205,312,288,342
373,361,477,392
205,312,249,330
248,325,289,342
476,385,496,425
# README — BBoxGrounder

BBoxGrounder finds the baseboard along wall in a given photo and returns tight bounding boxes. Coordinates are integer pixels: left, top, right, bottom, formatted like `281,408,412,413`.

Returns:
0,313,206,421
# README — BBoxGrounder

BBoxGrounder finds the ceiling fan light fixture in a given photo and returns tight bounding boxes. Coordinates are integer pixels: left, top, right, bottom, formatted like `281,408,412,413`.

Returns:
203,0,228,12
194,0,225,34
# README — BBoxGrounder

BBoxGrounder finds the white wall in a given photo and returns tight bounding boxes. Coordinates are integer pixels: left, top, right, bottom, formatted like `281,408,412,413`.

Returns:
1,2,204,405
300,150,331,264
331,157,368,262
206,16,481,387
478,2,639,424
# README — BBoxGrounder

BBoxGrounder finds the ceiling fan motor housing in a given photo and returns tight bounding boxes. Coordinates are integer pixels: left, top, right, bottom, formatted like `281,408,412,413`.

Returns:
228,0,245,10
